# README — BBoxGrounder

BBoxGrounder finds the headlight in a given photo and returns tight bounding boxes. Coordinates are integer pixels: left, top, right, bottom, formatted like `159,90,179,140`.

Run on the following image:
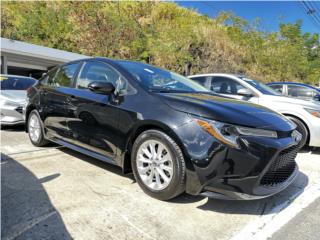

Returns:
194,116,278,148
304,108,320,118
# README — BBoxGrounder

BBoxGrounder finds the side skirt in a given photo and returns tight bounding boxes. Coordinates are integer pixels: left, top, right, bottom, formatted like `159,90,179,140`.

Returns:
52,138,117,166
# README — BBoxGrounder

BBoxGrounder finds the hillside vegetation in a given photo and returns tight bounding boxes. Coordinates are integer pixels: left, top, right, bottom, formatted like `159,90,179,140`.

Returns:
1,1,319,84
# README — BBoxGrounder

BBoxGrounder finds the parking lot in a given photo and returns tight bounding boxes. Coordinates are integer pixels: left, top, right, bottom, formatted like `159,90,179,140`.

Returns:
1,126,320,240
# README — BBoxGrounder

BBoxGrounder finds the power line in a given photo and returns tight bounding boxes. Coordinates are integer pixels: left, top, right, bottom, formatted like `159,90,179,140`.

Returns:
300,1,320,30
300,2,319,28
304,1,320,25
308,1,320,23
310,1,320,15
301,1,320,25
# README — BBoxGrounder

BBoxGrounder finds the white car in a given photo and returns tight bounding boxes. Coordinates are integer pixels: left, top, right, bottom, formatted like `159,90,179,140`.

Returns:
0,75,36,126
188,73,320,148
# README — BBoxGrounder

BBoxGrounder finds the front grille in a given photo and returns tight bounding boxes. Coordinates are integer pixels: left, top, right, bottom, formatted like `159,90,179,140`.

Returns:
277,130,292,138
260,145,299,186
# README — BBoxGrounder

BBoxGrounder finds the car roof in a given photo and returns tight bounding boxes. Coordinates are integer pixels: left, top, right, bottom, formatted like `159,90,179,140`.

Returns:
188,73,245,78
60,57,145,68
268,82,320,91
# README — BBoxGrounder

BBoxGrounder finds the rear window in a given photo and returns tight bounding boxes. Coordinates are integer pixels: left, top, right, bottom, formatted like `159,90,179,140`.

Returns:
0,76,36,90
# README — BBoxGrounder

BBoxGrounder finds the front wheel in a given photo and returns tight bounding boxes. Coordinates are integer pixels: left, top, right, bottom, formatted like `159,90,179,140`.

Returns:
28,110,49,147
131,130,185,200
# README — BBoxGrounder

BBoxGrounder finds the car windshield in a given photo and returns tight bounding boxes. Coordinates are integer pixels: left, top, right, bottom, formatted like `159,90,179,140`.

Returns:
117,61,209,93
240,77,280,96
0,76,36,90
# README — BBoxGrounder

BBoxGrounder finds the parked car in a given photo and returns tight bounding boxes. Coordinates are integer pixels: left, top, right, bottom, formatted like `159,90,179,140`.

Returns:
26,58,301,201
188,73,320,148
0,74,37,126
267,82,320,102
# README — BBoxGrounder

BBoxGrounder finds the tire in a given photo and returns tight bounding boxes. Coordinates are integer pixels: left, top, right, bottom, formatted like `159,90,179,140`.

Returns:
131,130,185,200
287,116,308,148
28,110,49,147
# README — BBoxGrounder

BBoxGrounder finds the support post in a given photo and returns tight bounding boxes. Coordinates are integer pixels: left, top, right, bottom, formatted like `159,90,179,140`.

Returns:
1,55,8,74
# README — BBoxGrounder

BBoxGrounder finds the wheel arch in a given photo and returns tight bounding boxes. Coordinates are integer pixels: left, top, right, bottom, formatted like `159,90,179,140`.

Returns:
283,113,310,144
121,121,187,174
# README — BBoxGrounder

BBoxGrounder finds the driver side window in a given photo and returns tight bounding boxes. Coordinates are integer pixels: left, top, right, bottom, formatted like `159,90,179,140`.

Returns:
211,77,246,95
77,61,120,88
77,61,129,95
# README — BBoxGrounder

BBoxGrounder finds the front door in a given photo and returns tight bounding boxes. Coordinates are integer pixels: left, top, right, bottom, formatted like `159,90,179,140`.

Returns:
65,60,122,159
210,76,259,104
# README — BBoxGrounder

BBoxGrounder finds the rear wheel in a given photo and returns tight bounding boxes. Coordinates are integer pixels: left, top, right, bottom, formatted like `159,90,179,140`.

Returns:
131,130,185,200
28,110,49,147
287,116,308,148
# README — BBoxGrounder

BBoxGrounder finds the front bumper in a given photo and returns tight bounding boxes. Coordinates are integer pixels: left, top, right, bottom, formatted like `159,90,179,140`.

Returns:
201,164,299,200
308,116,320,147
176,121,300,200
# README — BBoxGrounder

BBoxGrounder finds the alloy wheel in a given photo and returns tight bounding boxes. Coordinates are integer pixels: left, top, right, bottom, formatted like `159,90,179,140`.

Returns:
136,140,173,191
29,114,41,143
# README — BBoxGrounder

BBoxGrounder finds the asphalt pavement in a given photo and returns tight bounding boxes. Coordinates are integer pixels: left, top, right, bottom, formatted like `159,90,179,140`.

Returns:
1,126,319,240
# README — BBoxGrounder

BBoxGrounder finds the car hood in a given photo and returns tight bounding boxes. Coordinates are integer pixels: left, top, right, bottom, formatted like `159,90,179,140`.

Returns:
158,92,295,131
0,90,27,103
264,95,320,109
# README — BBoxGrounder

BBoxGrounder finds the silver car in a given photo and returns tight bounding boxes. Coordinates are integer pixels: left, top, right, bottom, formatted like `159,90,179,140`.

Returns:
0,75,37,126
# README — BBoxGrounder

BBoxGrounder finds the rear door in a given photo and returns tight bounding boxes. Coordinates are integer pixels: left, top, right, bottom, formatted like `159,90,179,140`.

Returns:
287,84,318,101
40,62,81,140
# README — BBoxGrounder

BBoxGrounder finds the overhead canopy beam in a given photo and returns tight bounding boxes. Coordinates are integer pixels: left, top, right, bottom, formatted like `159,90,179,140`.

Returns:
7,61,48,71
1,38,89,63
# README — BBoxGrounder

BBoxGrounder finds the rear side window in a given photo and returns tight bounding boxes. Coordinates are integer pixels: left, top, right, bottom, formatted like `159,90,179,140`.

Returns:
0,76,36,90
269,84,283,94
287,85,316,98
47,63,80,87
41,68,58,85
189,76,212,89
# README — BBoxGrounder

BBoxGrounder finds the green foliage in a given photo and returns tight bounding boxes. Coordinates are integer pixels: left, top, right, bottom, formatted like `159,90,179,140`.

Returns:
1,1,319,84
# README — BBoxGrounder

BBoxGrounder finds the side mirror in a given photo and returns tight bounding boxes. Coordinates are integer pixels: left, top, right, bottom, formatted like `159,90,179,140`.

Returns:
88,82,115,95
237,88,253,97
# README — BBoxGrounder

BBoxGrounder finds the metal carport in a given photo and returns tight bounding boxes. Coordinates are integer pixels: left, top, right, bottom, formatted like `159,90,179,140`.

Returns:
0,38,88,79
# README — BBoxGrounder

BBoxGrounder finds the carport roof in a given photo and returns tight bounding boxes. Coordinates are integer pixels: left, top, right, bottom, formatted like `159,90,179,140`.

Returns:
1,37,89,70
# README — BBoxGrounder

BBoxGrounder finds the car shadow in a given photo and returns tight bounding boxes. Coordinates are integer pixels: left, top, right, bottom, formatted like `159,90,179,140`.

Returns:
168,171,309,216
58,147,309,216
1,153,72,240
0,125,25,132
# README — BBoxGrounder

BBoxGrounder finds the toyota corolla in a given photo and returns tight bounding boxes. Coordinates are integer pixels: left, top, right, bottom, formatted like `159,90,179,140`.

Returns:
25,58,301,200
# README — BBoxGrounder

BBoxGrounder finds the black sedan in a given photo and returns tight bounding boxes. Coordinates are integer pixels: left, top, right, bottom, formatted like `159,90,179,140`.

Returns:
25,58,301,200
